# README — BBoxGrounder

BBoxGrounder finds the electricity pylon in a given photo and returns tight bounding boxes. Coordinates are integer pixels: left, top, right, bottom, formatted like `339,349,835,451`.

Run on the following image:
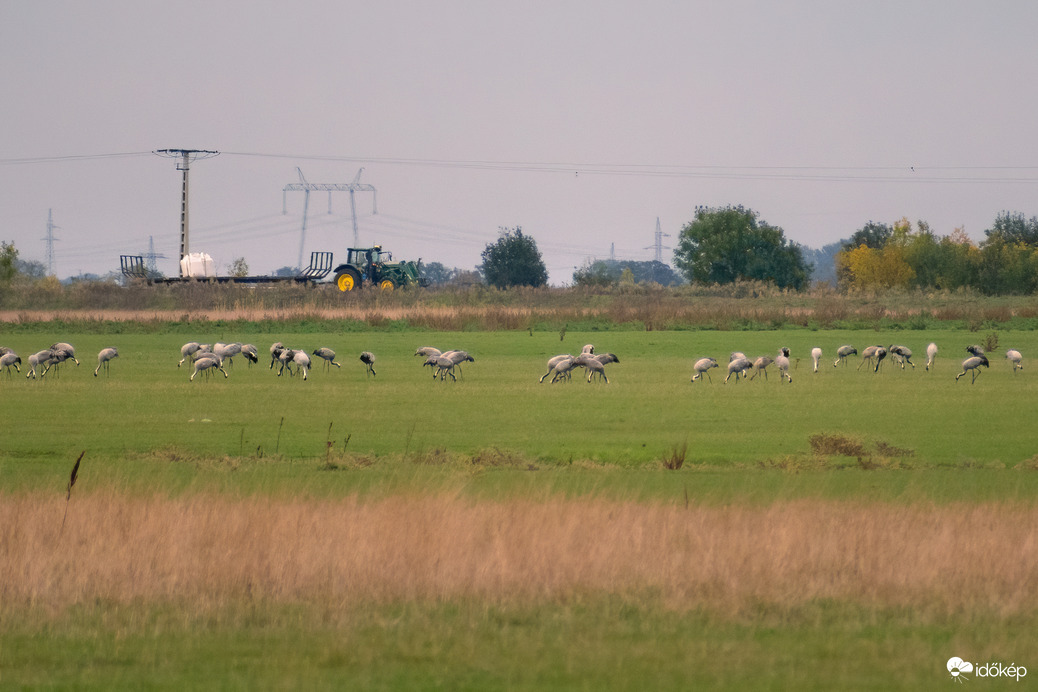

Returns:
645,217,670,263
283,167,377,268
154,149,219,276
43,208,61,276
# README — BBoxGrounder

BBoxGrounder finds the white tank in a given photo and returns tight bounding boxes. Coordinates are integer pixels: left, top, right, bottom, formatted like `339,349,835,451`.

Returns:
180,252,216,278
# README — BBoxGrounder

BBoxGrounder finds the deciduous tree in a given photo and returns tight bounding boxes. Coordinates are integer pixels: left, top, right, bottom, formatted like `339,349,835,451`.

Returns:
480,227,548,289
673,206,809,290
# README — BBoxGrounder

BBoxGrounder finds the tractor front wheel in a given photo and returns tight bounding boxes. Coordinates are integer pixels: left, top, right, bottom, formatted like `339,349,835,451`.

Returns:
379,278,397,292
335,268,362,292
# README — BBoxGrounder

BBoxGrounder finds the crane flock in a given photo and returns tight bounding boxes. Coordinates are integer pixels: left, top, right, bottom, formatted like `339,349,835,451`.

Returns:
0,340,1026,387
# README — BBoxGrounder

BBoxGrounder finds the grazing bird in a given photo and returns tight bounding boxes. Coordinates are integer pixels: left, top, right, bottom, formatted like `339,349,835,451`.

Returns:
889,345,915,369
956,354,989,384
190,355,228,381
178,342,201,368
441,350,474,378
292,350,312,380
26,349,53,379
749,355,773,381
540,354,573,383
582,352,618,382
313,347,341,369
873,346,888,372
50,342,79,366
811,347,822,373
414,346,442,358
857,345,882,371
94,347,118,377
240,344,259,365
691,357,718,383
833,345,857,367
776,347,792,383
730,351,747,363
1006,349,1024,372
40,347,76,378
1,351,21,376
276,348,295,377
925,342,938,371
546,356,577,383
581,344,595,355
359,351,376,377
269,342,286,369
213,342,243,366
966,344,985,357
585,358,609,383
725,356,753,383
433,354,459,381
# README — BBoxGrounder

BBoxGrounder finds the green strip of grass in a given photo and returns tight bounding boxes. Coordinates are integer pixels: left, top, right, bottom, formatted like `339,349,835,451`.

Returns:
2,598,1032,691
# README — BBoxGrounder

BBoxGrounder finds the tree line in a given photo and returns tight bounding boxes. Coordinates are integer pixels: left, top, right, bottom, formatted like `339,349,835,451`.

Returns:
5,208,1037,294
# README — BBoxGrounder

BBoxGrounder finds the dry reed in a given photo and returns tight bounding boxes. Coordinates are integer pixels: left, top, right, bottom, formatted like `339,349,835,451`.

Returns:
3,491,1036,618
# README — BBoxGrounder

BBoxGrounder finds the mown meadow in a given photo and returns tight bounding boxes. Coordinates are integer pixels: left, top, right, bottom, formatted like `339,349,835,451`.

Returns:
3,306,1038,689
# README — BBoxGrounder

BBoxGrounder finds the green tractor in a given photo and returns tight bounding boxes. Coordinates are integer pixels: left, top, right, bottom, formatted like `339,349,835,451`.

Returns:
331,246,427,292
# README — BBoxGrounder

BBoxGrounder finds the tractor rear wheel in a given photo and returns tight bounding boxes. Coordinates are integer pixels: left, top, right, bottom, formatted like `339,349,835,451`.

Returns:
379,278,397,291
335,268,361,292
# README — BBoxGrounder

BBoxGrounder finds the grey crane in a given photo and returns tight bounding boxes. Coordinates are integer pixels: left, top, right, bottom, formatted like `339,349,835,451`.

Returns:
546,356,577,383
811,347,822,373
25,349,53,379
94,347,118,377
269,342,286,369
241,344,259,365
889,345,915,369
585,357,609,383
190,354,228,381
292,350,312,380
691,357,718,382
360,351,376,377
177,342,200,368
50,342,79,366
1,351,21,376
1006,349,1023,372
925,342,938,371
955,354,989,383
414,346,442,358
857,345,883,371
213,342,243,366
725,356,753,383
441,350,474,379
776,347,793,383
749,355,773,381
540,354,573,383
313,347,341,369
966,344,985,357
834,345,857,367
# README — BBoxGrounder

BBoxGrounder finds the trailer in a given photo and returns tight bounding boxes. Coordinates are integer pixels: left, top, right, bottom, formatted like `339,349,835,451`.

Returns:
120,251,334,285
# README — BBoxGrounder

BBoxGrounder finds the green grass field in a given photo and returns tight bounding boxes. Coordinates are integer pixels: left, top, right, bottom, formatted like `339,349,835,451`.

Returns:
2,327,1037,690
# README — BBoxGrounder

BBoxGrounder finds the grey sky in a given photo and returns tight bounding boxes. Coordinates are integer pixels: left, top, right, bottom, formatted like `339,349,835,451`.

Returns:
3,2,1037,283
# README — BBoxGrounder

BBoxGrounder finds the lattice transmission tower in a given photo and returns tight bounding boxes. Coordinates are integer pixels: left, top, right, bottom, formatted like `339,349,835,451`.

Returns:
645,217,670,263
283,167,377,269
42,208,61,276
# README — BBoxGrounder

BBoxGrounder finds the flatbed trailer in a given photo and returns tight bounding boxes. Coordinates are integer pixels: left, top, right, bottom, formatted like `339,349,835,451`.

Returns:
120,252,334,285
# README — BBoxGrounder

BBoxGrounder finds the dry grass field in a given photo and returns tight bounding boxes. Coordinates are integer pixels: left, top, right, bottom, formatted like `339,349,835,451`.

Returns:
6,490,1036,617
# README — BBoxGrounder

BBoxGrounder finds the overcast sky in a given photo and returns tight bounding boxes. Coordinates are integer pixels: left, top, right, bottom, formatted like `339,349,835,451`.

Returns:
3,2,1037,283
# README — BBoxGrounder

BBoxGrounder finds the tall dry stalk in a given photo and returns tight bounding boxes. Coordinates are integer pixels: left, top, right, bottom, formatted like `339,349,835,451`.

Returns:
59,450,84,534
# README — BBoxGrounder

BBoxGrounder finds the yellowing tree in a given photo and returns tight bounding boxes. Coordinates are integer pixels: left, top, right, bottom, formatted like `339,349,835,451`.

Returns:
837,243,914,290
